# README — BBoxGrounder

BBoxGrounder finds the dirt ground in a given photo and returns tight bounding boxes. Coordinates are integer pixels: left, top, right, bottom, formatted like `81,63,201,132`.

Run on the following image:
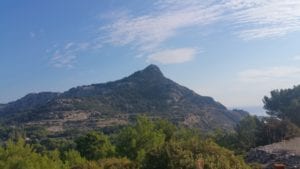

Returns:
257,137,300,155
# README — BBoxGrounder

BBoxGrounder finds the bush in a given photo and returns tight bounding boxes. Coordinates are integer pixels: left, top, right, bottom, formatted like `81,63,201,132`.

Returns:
0,139,67,169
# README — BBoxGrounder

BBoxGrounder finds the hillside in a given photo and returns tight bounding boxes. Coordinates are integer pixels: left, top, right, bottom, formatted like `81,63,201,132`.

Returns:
0,65,247,132
0,104,5,110
0,92,60,115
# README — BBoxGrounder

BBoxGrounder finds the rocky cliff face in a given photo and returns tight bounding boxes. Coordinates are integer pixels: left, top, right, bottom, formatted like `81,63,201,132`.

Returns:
0,65,247,132
247,137,300,169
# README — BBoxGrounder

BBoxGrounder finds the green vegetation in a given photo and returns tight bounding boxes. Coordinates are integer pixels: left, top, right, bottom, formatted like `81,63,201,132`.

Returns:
0,116,253,169
263,85,300,127
213,85,300,156
115,116,165,164
0,139,67,169
75,132,115,160
215,115,300,155
2,85,300,169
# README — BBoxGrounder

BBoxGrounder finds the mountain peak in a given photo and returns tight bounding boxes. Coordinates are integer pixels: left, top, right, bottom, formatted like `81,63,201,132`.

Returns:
127,64,164,82
143,64,161,72
1,64,247,132
140,64,164,76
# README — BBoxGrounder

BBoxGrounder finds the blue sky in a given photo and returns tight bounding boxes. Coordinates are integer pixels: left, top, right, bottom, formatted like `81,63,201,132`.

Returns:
1,0,300,115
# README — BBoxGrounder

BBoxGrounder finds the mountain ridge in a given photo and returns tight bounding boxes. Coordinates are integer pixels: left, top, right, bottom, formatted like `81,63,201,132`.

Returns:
0,65,248,132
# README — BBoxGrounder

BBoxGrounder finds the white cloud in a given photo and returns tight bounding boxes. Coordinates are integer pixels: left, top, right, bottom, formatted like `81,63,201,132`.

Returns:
65,42,74,50
51,50,76,68
238,27,299,40
226,0,300,40
49,1,219,68
50,42,95,68
101,1,220,52
238,66,300,82
48,0,300,67
147,48,197,64
101,0,300,46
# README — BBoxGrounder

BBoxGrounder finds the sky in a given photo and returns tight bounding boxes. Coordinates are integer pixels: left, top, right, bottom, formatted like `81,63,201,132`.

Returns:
1,0,300,115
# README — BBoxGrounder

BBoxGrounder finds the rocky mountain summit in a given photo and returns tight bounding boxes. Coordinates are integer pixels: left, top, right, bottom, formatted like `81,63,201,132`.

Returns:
0,65,247,132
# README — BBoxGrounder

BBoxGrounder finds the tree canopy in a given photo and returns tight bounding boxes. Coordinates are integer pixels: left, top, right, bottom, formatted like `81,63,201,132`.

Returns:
263,85,300,126
0,116,254,169
75,132,115,160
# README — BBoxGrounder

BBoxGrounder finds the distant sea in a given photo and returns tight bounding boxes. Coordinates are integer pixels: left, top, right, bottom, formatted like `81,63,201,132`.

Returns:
230,106,268,116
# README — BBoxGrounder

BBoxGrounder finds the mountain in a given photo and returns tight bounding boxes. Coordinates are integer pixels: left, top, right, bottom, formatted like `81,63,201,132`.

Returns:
0,92,60,115
0,65,247,132
0,104,6,112
0,103,5,109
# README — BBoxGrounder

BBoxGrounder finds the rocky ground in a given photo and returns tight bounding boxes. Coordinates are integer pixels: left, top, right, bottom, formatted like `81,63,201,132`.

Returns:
247,137,300,169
